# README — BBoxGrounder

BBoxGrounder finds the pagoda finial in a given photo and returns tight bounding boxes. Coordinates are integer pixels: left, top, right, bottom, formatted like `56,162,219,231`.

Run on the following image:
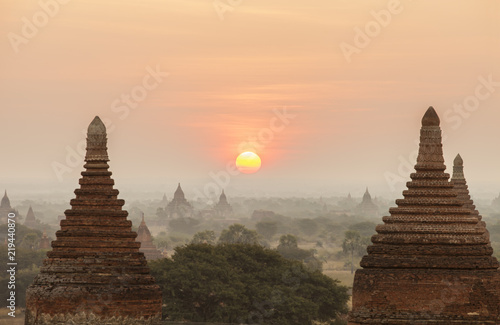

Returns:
421,106,440,127
85,116,109,162
452,153,465,180
415,107,445,170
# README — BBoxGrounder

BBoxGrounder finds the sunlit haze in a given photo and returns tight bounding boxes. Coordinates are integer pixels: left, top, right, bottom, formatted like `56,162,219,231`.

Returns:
1,0,500,201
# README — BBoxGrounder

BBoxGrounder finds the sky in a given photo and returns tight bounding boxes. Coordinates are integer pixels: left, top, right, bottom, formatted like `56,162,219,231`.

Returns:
1,0,500,201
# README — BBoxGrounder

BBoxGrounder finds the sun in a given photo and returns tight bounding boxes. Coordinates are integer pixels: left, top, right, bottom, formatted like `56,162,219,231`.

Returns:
236,152,261,174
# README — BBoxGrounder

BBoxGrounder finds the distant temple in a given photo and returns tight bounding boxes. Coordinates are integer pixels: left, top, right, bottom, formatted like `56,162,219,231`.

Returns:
38,230,51,250
24,206,40,229
214,190,233,218
355,188,378,217
0,191,20,224
491,192,500,211
25,116,161,324
165,183,193,219
350,107,500,324
338,193,356,210
136,213,162,260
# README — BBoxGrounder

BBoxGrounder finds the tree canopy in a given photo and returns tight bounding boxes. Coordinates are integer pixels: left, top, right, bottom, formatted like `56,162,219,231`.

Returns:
218,224,259,245
342,230,370,274
191,230,216,245
255,221,278,239
277,234,323,271
149,243,349,324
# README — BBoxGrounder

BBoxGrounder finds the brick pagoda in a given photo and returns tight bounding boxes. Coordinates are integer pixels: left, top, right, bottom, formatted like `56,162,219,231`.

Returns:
137,213,163,260
349,107,500,324
25,116,162,325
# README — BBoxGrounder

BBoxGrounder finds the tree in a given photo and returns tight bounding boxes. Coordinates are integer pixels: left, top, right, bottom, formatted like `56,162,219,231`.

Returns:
191,230,216,245
277,234,322,272
342,230,364,274
20,232,39,250
255,221,278,239
149,243,349,324
278,234,298,249
218,224,259,245
0,246,46,308
298,218,318,237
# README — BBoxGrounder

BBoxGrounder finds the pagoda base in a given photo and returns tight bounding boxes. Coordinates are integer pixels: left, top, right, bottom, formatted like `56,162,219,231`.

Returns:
24,312,162,325
349,268,500,324
25,284,162,325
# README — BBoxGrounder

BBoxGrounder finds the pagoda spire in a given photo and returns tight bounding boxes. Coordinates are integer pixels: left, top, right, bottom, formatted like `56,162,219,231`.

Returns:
452,153,465,180
24,206,38,228
1,190,11,209
174,182,185,200
219,189,228,203
451,154,483,222
85,116,109,162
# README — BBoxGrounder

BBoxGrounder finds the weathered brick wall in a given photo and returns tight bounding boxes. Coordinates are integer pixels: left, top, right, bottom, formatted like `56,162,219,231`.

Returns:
350,268,500,324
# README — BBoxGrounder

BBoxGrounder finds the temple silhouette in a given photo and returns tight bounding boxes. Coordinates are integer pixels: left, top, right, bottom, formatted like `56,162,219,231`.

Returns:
136,213,163,260
164,183,193,220
0,191,19,224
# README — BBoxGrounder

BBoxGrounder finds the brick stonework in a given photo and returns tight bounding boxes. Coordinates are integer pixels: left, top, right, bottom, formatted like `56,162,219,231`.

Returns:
25,117,162,325
349,107,500,324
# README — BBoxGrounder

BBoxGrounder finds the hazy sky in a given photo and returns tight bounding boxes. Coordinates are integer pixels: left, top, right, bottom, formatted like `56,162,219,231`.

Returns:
1,0,500,199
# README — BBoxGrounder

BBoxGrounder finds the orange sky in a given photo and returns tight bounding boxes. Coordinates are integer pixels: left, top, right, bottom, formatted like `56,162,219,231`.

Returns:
1,0,500,199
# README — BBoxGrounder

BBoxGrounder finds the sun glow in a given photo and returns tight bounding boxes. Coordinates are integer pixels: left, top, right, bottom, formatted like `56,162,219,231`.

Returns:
236,152,261,174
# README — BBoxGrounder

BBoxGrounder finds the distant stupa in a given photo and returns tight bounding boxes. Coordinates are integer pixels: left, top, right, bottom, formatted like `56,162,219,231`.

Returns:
0,190,19,224
355,188,378,217
25,116,162,324
451,154,479,216
24,206,39,229
165,183,193,219
38,230,51,250
350,107,500,324
214,190,233,218
137,213,162,260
